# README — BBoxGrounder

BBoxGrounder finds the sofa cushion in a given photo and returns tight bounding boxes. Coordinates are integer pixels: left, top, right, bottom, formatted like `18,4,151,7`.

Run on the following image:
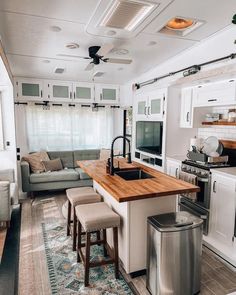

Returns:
74,149,100,167
0,169,15,182
47,151,74,168
22,151,49,173
42,158,63,172
30,169,79,183
75,168,91,180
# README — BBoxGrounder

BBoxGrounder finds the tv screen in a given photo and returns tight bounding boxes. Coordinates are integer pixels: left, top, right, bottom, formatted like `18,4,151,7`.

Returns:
136,121,163,155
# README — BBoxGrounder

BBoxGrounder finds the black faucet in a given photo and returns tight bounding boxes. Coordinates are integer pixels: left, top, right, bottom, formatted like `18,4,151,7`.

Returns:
109,135,132,175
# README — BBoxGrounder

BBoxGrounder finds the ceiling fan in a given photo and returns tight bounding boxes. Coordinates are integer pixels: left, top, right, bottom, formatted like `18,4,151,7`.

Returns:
58,44,132,71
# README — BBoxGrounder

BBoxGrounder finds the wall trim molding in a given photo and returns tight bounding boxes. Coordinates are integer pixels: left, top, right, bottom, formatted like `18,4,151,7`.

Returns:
0,40,13,84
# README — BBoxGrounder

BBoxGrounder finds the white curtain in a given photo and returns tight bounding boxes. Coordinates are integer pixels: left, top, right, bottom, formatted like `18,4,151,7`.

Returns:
26,104,114,151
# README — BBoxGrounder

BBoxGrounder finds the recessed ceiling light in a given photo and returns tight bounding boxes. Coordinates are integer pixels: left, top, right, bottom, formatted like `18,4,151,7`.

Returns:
50,26,62,32
66,43,80,49
166,17,195,30
42,59,50,63
112,48,129,55
148,41,157,46
54,68,65,74
107,30,117,36
99,0,155,32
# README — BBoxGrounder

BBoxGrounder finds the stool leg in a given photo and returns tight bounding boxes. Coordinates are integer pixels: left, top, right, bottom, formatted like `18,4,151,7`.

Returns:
67,201,71,236
96,230,101,246
77,221,82,263
103,229,108,257
113,227,119,279
72,206,77,251
85,232,91,287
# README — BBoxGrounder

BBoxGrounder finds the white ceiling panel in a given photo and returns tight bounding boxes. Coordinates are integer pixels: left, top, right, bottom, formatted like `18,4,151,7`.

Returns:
0,0,99,24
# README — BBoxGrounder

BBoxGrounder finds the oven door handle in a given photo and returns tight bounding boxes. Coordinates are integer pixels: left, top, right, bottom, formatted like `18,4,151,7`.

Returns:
196,177,209,183
179,202,207,220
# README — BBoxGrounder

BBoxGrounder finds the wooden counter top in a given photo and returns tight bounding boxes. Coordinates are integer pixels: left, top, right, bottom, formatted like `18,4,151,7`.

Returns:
77,159,200,203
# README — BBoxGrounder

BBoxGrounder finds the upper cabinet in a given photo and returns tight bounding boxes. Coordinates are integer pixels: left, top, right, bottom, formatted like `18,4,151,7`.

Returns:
192,79,236,107
15,78,44,100
14,77,120,105
135,89,165,121
180,88,193,128
73,82,95,103
95,84,119,104
47,80,73,101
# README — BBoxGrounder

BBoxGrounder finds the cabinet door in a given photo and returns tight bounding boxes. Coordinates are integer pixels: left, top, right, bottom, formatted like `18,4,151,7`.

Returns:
16,78,44,100
135,93,148,120
96,84,119,104
48,81,72,101
166,160,180,178
193,79,236,107
73,82,94,103
148,90,165,120
210,174,236,246
180,88,193,128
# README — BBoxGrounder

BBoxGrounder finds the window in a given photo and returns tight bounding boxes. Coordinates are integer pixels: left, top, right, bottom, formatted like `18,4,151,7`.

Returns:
26,105,114,151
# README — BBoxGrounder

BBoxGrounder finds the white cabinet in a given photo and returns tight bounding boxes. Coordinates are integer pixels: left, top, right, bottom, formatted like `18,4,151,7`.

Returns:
47,80,73,101
95,84,119,104
166,158,181,178
193,79,236,107
210,173,236,246
15,78,44,100
73,82,94,103
180,88,193,128
135,89,165,121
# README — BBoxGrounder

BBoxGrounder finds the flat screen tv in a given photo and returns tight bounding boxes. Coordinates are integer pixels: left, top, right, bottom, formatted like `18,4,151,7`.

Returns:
136,121,163,155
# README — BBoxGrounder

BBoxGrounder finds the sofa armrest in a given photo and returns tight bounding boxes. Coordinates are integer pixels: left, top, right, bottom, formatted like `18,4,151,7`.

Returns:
21,160,31,192
0,181,11,221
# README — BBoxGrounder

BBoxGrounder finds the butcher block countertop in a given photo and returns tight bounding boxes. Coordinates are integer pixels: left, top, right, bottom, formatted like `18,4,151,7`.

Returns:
77,159,199,203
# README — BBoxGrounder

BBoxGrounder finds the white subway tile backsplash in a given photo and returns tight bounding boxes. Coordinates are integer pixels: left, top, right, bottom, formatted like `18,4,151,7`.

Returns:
198,126,236,140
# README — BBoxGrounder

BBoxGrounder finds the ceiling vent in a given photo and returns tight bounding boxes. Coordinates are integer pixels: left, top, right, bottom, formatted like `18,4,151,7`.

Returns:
93,71,105,77
159,16,204,37
54,68,65,74
98,0,155,31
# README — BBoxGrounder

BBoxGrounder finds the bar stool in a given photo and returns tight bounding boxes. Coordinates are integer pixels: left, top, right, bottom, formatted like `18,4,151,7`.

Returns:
75,202,120,287
66,187,101,251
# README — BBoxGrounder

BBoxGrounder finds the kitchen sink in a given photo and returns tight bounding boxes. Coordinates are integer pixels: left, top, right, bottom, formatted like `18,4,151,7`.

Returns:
115,169,154,181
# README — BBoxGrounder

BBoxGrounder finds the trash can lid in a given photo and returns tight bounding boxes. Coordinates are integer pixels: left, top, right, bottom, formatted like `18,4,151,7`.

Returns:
147,211,203,232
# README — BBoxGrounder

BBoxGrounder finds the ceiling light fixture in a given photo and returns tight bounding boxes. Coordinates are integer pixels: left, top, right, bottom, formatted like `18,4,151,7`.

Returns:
166,17,195,30
99,0,155,32
112,48,129,55
66,43,80,49
107,30,117,36
50,25,62,32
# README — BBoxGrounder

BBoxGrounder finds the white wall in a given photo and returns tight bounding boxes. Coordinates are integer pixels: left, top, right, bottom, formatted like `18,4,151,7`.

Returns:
0,57,17,188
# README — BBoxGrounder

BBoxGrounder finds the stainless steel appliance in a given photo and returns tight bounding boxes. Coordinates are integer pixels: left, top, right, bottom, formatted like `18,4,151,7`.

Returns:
147,212,203,295
179,159,231,235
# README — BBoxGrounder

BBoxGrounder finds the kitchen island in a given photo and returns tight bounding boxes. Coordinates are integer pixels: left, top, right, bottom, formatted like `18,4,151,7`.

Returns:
77,159,199,274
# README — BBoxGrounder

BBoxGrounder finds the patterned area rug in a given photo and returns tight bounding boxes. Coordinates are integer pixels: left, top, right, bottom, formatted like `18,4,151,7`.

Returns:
42,222,135,295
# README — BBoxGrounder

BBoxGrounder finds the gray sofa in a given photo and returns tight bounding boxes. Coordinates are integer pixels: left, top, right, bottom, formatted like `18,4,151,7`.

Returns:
21,149,100,193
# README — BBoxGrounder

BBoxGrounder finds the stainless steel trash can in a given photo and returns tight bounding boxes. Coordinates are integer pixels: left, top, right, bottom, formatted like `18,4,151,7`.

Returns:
147,211,203,295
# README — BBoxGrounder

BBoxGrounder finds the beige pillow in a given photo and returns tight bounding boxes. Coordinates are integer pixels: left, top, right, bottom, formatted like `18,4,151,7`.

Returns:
42,158,63,172
22,151,49,173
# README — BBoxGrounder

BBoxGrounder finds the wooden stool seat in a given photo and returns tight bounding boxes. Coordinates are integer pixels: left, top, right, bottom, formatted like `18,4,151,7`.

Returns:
66,187,101,251
75,202,120,287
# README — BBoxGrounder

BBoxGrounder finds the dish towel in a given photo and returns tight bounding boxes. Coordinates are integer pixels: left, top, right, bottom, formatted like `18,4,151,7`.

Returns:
179,171,197,201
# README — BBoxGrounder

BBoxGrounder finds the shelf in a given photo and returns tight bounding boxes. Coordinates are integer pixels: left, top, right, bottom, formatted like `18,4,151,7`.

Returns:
202,121,236,126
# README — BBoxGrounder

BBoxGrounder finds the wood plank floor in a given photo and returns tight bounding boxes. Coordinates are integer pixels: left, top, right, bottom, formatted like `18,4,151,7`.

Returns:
0,226,7,262
18,191,236,295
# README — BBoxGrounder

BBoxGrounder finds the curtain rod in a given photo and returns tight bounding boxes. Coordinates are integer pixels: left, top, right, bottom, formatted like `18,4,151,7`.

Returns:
133,53,236,90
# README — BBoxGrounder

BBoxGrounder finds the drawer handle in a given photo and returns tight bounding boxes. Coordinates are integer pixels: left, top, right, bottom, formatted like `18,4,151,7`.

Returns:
213,181,216,193
186,111,190,122
175,168,179,178
208,99,217,102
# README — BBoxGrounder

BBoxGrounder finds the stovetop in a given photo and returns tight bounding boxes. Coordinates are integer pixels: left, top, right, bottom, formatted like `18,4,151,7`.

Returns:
182,159,231,170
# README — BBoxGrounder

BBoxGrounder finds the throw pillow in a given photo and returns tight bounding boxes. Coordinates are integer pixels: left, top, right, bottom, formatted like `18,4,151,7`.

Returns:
42,158,63,172
22,151,49,173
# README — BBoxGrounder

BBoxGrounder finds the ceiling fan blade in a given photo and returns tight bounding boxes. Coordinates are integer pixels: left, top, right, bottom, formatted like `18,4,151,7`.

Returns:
105,58,132,64
57,54,90,59
97,43,114,57
85,63,94,71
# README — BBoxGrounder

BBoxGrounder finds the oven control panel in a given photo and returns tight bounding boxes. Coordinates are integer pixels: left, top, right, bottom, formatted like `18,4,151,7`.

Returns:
181,164,210,178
